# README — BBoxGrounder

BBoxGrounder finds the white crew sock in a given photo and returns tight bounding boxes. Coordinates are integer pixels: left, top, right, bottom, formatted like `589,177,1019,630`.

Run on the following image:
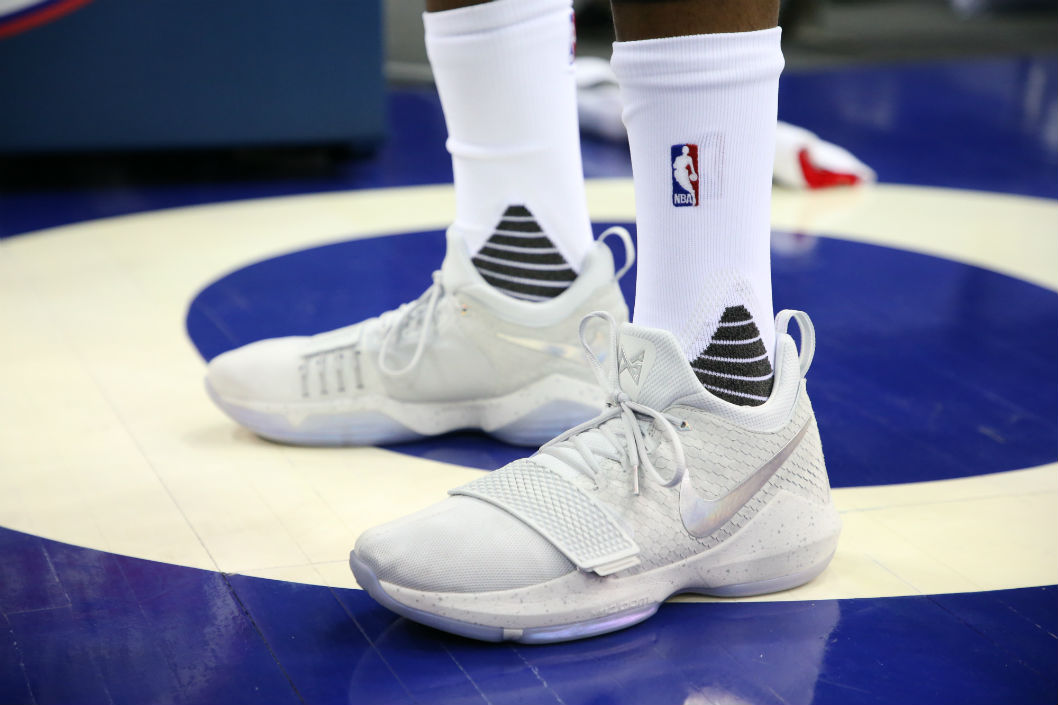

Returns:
424,0,594,301
611,28,783,406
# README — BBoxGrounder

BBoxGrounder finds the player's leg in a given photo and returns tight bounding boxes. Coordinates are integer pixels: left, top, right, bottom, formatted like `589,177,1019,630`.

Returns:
352,0,839,644
205,0,632,447
425,0,594,291
425,0,487,9
612,0,782,405
611,0,777,38
572,53,877,188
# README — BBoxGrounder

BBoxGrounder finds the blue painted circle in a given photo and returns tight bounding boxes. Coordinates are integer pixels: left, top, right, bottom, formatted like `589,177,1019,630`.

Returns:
187,224,1058,487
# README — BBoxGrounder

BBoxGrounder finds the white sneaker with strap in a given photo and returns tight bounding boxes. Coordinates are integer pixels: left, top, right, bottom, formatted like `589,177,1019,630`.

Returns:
205,227,634,446
350,309,841,642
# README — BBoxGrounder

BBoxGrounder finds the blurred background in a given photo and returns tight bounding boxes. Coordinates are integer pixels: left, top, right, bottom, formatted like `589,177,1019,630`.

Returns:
389,0,1058,77
0,0,1055,204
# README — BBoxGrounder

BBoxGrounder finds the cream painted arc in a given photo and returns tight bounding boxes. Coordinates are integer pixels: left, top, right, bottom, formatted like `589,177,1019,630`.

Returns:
0,180,1053,602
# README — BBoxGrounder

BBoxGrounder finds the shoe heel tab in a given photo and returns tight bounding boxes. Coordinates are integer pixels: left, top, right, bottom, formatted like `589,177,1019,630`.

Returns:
597,226,636,281
441,227,476,282
775,310,815,378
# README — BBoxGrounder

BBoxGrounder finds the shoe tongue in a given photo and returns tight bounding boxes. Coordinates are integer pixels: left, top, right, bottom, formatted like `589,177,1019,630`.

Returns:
615,323,706,411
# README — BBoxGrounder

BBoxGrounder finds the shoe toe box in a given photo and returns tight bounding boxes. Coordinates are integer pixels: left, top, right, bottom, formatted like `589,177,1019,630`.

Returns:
354,496,574,593
206,336,307,404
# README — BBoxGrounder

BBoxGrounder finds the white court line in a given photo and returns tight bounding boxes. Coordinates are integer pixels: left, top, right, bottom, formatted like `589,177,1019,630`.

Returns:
0,180,1055,600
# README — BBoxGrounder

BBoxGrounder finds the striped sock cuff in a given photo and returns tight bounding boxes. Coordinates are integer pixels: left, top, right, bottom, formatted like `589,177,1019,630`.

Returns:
690,305,774,406
472,205,576,302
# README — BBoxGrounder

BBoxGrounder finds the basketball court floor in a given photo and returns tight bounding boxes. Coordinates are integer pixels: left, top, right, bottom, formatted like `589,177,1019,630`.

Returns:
1,55,1056,704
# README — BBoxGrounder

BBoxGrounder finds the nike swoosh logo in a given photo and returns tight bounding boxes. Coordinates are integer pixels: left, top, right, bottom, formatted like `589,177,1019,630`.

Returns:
495,332,584,362
680,418,812,538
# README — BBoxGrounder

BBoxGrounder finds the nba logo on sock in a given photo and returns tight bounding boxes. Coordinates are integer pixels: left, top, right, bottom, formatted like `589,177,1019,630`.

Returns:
671,144,699,207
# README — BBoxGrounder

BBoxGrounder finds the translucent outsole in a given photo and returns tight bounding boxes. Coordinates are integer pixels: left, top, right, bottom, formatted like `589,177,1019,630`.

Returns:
348,549,836,644
348,552,660,644
206,381,426,445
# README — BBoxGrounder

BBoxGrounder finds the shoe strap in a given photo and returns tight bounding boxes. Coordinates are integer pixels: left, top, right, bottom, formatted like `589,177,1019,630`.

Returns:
450,462,641,576
775,309,815,378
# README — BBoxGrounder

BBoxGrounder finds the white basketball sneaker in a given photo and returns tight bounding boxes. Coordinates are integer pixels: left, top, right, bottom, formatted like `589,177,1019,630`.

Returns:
205,228,634,446
349,310,841,643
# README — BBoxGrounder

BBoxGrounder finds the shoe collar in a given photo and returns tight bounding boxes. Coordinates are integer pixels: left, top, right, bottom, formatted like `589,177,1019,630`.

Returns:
441,228,617,328
614,320,805,433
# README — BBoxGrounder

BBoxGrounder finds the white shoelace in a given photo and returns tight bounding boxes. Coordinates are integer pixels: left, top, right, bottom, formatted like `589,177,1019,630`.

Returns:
538,311,688,496
375,271,445,377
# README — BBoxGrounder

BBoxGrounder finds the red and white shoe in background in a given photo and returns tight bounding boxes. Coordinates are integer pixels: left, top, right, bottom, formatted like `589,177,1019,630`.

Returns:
574,56,876,190
772,120,876,189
